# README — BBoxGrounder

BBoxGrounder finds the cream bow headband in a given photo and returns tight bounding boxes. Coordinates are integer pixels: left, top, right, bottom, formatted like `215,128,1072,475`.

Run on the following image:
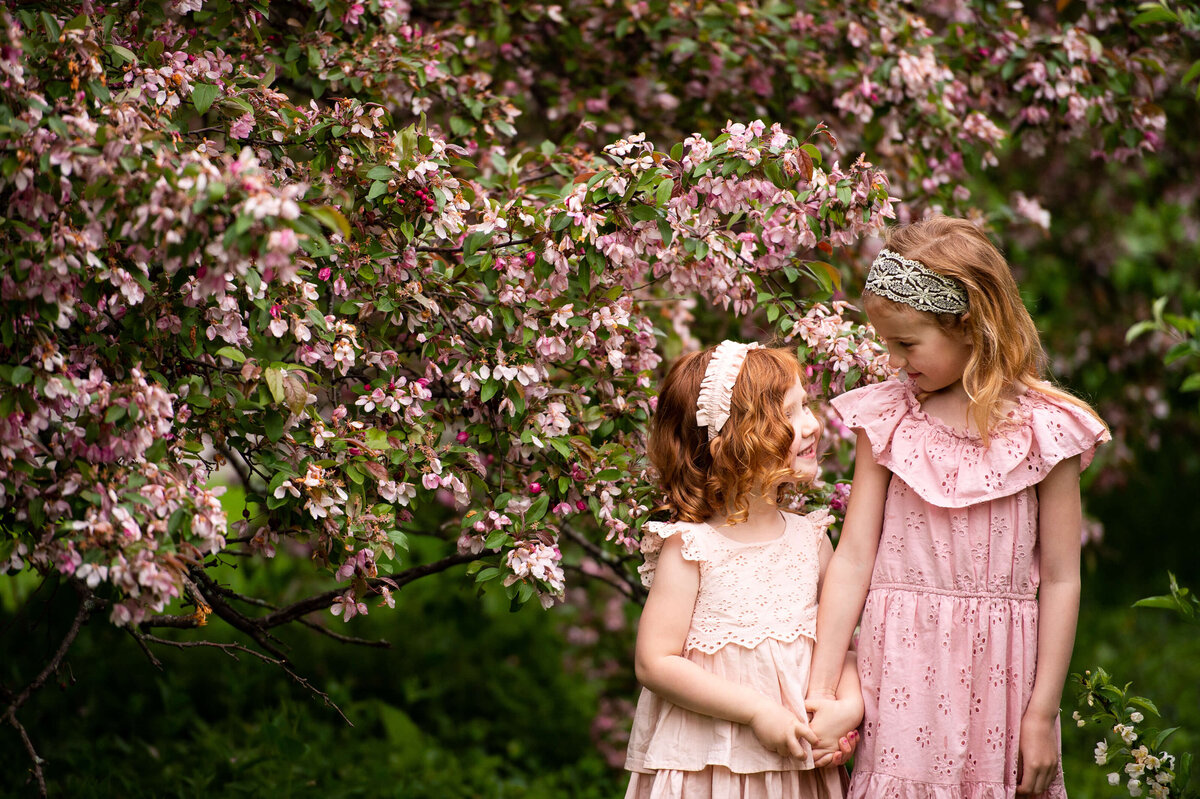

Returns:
695,341,761,439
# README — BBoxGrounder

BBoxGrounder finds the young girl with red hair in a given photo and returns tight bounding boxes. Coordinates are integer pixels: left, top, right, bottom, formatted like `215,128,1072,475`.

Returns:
624,342,860,798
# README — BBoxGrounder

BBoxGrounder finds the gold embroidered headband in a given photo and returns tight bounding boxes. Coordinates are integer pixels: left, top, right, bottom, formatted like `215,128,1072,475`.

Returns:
865,249,969,315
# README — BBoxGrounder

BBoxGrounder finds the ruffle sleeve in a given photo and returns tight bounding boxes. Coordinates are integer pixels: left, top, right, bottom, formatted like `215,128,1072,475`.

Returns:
799,508,835,545
636,521,704,589
829,380,912,462
831,379,1110,508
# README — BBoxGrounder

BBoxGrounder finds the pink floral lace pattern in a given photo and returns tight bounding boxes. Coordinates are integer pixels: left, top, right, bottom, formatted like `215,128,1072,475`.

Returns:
833,379,1110,509
829,379,1107,799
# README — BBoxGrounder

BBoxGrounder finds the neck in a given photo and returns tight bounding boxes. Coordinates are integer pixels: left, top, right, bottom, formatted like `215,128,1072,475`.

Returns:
711,490,785,542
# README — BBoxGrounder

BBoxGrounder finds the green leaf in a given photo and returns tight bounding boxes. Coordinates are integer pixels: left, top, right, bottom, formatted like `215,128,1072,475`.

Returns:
1147,726,1181,750
655,177,674,207
263,410,285,443
366,165,394,180
215,346,246,363
264,367,286,404
527,493,550,523
106,44,136,65
1132,595,1180,610
594,468,621,481
308,205,352,239
10,365,32,386
1125,319,1158,343
104,405,126,424
1131,7,1178,25
1127,696,1160,716
191,83,220,115
1180,373,1200,392
1182,59,1200,88
475,566,501,583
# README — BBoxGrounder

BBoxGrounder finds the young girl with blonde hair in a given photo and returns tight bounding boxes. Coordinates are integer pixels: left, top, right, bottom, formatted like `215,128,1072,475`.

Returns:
625,342,861,798
806,215,1110,797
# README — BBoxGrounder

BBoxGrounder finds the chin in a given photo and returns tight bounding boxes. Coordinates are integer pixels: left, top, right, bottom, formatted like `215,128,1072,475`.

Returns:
792,460,818,483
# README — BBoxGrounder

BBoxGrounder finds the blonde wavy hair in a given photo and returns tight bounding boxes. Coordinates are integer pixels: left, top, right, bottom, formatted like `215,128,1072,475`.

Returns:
648,346,812,524
866,215,1107,443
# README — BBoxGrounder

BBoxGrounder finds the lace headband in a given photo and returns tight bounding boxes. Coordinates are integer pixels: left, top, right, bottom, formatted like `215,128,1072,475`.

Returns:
865,249,969,315
695,340,761,439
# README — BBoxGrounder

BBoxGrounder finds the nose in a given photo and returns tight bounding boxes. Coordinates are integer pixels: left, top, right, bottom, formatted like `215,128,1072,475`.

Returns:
798,406,819,438
887,349,905,370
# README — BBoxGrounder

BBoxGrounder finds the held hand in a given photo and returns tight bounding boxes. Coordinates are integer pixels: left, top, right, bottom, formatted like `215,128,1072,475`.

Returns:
806,696,863,767
748,702,818,759
813,729,858,768
1015,710,1059,795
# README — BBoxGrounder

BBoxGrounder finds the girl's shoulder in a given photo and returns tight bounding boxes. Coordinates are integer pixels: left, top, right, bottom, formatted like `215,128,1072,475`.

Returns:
830,378,1110,508
636,520,711,589
780,508,835,544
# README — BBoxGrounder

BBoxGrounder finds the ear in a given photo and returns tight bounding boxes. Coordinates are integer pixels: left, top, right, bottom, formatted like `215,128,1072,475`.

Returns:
956,312,973,344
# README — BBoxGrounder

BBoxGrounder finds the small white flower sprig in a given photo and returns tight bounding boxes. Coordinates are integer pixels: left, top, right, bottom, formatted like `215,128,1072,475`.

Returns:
1072,575,1199,799
1072,669,1190,799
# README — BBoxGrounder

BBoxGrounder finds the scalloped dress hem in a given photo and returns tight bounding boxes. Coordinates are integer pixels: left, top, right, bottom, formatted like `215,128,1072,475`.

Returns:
626,763,849,799
848,770,1066,799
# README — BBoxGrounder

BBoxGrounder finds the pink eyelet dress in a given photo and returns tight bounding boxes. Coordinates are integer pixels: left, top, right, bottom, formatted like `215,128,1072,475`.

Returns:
624,510,848,799
830,379,1110,799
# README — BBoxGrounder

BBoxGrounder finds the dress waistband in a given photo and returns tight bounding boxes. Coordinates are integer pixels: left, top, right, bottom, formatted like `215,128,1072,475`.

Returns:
869,582,1037,601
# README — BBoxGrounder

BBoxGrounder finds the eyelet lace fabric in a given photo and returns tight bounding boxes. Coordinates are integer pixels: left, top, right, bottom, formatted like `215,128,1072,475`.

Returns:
828,379,1109,799
626,511,844,786
639,512,830,652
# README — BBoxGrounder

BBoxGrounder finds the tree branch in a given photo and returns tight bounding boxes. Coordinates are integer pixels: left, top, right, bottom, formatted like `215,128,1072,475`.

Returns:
137,634,353,726
2,580,97,799
259,551,476,628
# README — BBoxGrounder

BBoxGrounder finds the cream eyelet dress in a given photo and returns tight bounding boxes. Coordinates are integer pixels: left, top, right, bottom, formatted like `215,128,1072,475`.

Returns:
831,378,1109,799
624,510,848,799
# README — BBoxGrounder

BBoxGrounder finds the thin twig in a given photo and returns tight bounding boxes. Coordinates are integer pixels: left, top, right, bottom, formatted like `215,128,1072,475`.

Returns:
188,569,290,660
125,627,164,669
296,617,391,648
8,712,46,798
562,562,636,600
260,551,476,628
415,236,534,254
559,526,644,601
139,635,353,726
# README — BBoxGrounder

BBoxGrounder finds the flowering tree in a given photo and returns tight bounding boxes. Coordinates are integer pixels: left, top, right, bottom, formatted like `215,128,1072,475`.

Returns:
2,0,1198,793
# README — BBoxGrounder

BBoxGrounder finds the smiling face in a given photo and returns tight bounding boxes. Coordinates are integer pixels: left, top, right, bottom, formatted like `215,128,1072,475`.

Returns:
781,377,821,483
866,296,973,396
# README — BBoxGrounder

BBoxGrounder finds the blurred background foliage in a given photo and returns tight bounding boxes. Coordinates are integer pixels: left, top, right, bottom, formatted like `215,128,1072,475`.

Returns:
4,0,1200,795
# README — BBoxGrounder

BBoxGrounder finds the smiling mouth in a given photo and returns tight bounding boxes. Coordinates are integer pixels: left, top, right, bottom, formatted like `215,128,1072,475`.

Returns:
797,443,817,459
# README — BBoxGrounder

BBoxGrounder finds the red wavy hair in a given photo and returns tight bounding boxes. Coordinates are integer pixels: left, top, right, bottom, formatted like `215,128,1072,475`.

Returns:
648,345,811,524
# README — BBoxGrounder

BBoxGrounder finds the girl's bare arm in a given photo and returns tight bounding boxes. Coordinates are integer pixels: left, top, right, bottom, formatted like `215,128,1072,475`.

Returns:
1017,455,1083,795
808,431,890,699
635,533,817,756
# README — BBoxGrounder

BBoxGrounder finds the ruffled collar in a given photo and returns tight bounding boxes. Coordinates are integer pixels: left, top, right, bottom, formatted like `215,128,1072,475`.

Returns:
895,377,1032,445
